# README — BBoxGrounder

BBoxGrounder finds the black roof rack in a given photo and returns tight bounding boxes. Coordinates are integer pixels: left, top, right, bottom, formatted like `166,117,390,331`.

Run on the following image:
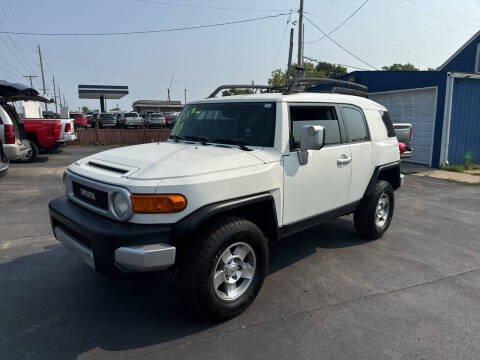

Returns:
288,77,368,98
207,77,368,99
208,84,283,98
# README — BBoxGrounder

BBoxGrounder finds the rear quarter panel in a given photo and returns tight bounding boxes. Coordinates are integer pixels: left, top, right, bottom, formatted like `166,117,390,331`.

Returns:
364,109,400,167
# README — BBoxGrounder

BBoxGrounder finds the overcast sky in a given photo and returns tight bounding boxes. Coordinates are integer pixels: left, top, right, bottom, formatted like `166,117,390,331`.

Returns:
0,0,479,111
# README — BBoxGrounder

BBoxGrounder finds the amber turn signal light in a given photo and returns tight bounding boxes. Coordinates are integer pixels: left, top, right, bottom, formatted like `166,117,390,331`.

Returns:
130,194,187,213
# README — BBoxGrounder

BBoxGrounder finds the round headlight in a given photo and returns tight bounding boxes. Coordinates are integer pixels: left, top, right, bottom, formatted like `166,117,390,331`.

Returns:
112,191,131,219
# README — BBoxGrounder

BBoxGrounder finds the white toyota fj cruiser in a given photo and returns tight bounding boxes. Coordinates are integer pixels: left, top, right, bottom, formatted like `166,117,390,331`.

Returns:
49,83,403,320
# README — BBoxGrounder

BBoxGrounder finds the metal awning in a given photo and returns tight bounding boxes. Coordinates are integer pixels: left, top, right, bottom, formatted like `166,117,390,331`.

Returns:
78,85,128,99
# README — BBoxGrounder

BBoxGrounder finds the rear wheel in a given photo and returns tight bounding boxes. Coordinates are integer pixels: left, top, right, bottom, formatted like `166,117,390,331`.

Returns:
181,217,268,321
21,140,38,163
354,180,394,239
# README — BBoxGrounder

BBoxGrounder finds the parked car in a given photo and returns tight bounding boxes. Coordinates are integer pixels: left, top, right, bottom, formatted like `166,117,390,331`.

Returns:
89,113,99,128
393,123,413,158
0,138,8,177
0,81,58,162
144,113,166,128
69,112,87,128
165,112,179,128
50,85,404,321
97,113,117,128
118,112,143,128
0,102,32,162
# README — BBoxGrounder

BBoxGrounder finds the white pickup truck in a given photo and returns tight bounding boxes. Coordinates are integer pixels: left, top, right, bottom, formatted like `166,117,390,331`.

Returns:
49,83,403,320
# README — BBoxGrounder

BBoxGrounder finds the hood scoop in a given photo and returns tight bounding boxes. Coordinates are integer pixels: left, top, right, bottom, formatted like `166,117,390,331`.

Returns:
80,158,139,177
88,161,129,174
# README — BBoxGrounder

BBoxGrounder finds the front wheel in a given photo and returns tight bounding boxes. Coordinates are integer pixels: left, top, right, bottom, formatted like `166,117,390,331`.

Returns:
354,180,394,239
181,217,269,321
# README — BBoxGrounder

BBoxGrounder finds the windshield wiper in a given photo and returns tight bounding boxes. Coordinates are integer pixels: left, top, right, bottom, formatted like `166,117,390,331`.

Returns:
212,138,252,151
184,135,209,145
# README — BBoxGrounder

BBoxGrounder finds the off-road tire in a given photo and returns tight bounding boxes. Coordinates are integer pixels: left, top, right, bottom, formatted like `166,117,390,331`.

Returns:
354,180,394,239
181,216,269,321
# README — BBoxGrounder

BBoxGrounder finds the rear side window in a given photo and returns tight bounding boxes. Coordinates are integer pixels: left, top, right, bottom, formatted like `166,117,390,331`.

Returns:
379,110,396,137
289,106,340,149
342,107,369,142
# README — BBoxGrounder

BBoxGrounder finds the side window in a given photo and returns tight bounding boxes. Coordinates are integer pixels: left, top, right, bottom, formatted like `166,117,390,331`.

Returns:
342,107,369,142
289,106,341,149
379,110,396,138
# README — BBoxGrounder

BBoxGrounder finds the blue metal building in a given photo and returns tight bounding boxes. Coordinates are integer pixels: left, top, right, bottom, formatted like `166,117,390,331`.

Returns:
311,31,480,167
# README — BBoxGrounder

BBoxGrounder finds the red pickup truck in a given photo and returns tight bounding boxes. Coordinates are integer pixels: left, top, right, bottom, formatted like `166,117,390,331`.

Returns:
23,119,62,156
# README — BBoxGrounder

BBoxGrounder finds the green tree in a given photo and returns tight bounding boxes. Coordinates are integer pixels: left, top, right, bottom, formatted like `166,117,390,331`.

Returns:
221,88,254,96
314,62,347,78
268,61,347,87
382,63,420,71
109,107,121,111
81,106,89,114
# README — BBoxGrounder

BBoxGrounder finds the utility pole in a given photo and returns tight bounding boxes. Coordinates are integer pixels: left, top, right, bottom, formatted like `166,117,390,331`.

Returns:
297,0,305,78
23,75,37,88
286,27,294,86
37,45,48,111
167,88,171,102
58,86,62,108
184,89,187,104
52,76,58,113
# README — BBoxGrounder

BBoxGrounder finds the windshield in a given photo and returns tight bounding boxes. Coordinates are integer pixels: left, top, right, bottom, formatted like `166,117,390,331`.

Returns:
125,112,138,117
172,102,276,147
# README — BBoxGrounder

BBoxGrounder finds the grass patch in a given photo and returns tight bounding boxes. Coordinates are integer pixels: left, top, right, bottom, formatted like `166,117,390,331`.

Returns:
445,178,480,186
441,163,480,173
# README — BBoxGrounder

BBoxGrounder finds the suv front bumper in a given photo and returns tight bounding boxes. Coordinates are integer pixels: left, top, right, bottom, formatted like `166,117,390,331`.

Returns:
49,196,175,275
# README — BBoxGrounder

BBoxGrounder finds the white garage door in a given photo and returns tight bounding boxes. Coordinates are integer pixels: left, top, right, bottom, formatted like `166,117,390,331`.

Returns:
370,87,437,165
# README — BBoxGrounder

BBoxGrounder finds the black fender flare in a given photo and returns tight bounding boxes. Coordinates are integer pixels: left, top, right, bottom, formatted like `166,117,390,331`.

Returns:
173,192,279,241
364,160,401,197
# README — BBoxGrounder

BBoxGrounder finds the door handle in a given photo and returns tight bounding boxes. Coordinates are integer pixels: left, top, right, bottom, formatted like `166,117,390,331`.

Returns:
337,155,352,165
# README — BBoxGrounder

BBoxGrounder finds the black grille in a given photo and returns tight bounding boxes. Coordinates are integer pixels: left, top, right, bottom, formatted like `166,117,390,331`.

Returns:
72,181,108,210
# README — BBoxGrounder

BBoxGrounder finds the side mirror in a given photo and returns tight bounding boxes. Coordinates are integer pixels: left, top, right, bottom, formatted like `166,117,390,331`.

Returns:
298,125,325,165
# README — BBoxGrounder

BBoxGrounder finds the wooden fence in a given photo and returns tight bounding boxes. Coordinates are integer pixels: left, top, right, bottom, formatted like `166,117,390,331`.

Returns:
71,128,172,146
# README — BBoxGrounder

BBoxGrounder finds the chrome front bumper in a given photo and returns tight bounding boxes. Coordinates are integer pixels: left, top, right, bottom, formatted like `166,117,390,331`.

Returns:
54,226,176,272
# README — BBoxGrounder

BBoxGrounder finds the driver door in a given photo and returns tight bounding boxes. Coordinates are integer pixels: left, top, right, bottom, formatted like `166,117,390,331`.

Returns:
282,103,352,225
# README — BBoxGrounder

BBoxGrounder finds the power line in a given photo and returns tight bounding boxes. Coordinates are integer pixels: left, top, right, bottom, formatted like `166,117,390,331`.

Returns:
303,15,378,70
305,11,449,55
326,0,471,36
371,0,479,29
306,0,369,44
304,56,370,71
0,13,290,36
135,0,293,12
401,0,480,23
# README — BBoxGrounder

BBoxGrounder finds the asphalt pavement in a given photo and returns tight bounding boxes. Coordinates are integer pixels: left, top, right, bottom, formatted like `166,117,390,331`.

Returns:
1,146,480,360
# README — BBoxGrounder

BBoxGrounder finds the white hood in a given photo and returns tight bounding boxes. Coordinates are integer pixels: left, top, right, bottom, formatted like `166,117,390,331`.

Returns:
79,142,273,180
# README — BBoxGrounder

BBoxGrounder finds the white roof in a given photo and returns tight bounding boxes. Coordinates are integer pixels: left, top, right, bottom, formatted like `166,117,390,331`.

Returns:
193,92,386,111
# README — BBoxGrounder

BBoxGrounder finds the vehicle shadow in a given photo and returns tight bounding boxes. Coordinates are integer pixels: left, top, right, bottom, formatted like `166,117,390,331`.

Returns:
1,217,368,359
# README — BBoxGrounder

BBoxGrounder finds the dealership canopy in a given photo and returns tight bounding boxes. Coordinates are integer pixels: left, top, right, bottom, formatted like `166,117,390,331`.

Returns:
78,85,128,112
